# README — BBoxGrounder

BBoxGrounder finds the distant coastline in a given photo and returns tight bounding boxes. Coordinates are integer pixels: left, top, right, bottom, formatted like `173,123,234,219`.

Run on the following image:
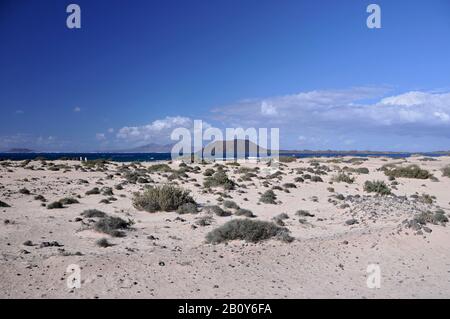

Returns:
1,151,449,162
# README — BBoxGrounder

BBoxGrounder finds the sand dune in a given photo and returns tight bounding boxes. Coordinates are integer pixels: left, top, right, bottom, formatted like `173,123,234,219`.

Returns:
1,156,450,298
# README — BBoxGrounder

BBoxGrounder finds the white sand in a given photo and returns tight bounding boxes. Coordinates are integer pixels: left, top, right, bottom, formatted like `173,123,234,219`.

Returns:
1,156,450,298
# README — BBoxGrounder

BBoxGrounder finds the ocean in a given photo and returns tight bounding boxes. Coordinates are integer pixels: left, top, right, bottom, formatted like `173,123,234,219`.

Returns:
0,152,447,162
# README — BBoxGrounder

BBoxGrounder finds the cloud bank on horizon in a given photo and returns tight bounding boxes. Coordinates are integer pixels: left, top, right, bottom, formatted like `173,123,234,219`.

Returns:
2,88,450,152
102,87,450,152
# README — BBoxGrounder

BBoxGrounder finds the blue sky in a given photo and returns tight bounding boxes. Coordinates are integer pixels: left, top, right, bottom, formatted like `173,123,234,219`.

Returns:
1,0,450,151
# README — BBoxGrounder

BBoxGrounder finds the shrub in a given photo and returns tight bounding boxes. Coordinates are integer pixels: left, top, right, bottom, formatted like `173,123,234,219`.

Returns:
101,187,114,196
59,197,79,205
273,213,289,226
94,216,132,237
81,209,107,218
47,201,64,209
223,200,239,209
86,187,100,195
0,200,11,207
205,219,293,243
283,183,297,189
278,156,297,163
414,210,448,226
133,185,195,213
204,205,232,217
332,173,355,184
19,188,30,195
384,164,432,179
203,170,235,190
294,177,304,183
203,168,215,176
148,164,172,173
235,208,255,218
364,180,391,195
310,176,323,182
176,202,199,214
96,238,112,248
34,195,46,202
260,190,277,204
442,165,450,178
296,210,314,217
195,215,214,226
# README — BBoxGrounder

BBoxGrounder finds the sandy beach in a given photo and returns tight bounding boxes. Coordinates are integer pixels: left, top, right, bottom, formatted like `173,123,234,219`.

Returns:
1,155,450,298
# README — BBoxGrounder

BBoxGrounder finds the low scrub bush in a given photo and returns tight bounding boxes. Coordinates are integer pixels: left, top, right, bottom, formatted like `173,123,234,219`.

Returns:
94,216,132,237
205,219,293,243
442,165,450,178
203,170,235,190
81,209,107,218
332,173,355,184
176,202,199,214
364,180,391,195
383,164,431,179
133,185,195,213
235,208,255,218
260,190,277,204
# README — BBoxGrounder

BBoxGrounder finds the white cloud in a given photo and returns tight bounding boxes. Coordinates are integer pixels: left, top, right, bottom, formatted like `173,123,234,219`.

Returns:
107,128,114,133
73,107,81,112
116,116,211,145
15,110,24,114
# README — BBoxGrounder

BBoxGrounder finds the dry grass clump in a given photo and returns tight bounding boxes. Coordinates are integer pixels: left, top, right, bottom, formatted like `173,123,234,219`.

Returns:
383,164,432,179
205,219,293,243
19,188,31,195
148,163,172,173
364,180,391,195
132,185,195,213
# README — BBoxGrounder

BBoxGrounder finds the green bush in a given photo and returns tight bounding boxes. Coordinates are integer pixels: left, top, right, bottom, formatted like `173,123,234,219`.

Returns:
133,185,195,213
260,190,277,204
148,163,172,173
384,164,432,179
96,238,112,248
59,197,79,205
278,156,297,163
204,205,232,217
86,187,100,195
47,201,64,209
442,165,450,178
223,200,239,209
235,208,255,218
364,180,391,195
332,173,355,184
203,170,235,190
94,216,132,237
203,168,215,176
81,209,107,218
205,219,293,243
414,210,448,226
176,202,199,214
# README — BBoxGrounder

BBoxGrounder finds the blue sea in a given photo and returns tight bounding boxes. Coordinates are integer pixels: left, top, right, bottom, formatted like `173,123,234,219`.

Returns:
0,152,447,162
